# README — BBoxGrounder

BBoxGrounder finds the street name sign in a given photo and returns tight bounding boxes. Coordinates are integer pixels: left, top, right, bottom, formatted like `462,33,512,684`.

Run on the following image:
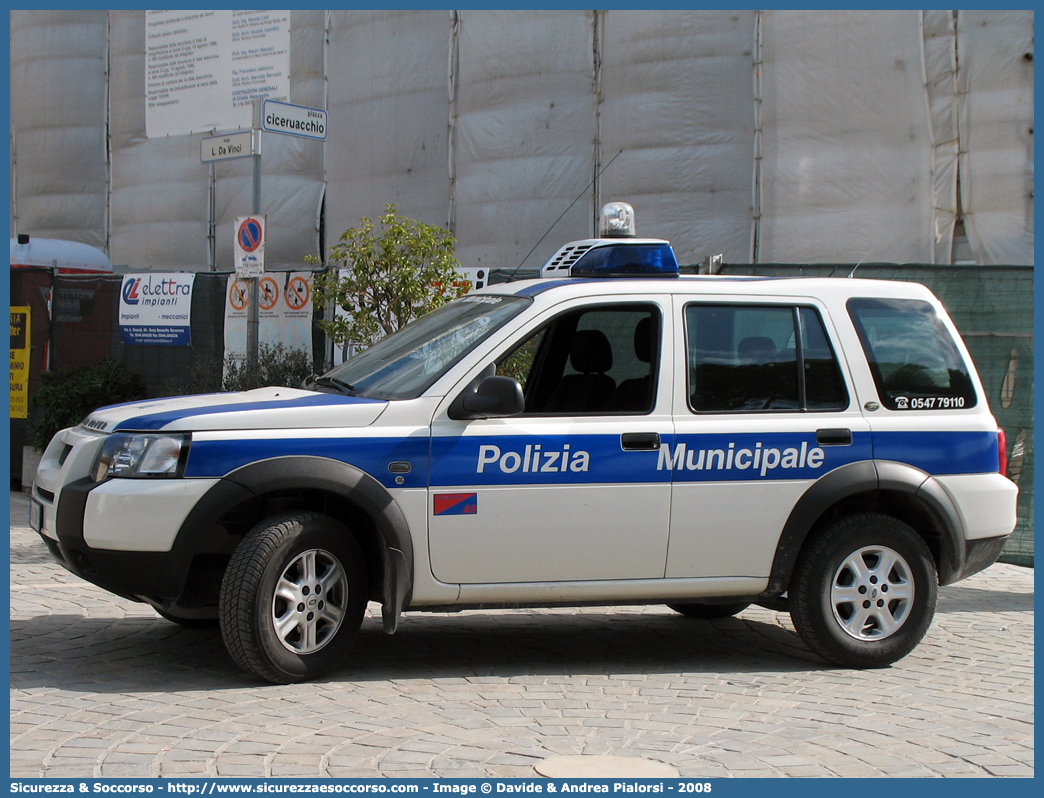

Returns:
262,99,328,141
201,131,254,163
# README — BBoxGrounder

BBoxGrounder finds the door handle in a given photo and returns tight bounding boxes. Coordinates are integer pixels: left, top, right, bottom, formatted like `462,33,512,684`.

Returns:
816,428,852,446
621,432,661,451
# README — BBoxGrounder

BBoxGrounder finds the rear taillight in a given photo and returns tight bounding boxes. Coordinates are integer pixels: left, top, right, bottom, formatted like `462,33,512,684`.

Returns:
997,427,1007,475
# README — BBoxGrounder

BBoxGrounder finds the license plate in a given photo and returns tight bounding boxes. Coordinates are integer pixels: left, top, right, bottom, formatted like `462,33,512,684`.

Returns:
29,498,42,532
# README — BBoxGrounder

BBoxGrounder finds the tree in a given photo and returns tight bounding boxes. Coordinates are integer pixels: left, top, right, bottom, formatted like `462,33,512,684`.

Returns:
310,204,469,349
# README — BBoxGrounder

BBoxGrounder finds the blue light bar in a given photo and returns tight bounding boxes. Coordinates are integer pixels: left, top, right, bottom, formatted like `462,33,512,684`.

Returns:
570,243,680,278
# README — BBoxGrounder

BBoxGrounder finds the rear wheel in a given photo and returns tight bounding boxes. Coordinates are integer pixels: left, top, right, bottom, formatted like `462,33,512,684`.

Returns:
219,511,368,683
790,513,937,668
667,601,750,619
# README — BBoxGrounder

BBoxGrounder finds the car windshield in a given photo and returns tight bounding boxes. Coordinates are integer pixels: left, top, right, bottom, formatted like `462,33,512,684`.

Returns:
314,294,530,400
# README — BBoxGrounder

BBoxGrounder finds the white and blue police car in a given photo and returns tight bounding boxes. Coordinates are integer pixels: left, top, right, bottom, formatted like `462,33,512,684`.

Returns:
30,203,1018,683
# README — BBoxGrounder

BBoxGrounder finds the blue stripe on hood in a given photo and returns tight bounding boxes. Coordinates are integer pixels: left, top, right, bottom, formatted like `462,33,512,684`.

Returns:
116,394,384,431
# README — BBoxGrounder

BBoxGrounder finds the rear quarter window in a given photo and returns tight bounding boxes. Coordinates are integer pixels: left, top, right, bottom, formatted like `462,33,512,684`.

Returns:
847,297,977,411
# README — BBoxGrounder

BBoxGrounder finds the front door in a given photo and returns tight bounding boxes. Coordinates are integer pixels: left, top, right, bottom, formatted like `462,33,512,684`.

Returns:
429,298,674,584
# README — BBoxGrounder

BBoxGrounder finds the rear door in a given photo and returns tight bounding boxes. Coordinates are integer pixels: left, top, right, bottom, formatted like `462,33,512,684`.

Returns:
666,297,873,579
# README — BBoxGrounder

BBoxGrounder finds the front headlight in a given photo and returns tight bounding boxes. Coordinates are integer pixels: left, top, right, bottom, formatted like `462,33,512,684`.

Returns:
92,433,189,481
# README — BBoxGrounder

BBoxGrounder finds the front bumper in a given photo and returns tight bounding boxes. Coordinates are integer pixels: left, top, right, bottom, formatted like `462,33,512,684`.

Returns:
40,475,254,603
47,477,182,599
32,424,237,603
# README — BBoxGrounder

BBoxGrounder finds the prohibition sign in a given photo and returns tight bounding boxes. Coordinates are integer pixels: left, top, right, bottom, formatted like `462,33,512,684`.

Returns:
238,217,264,252
258,277,279,310
229,279,249,311
285,276,311,310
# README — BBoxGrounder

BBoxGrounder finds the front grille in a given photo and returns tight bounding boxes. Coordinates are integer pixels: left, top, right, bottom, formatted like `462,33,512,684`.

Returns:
34,486,55,503
58,444,73,466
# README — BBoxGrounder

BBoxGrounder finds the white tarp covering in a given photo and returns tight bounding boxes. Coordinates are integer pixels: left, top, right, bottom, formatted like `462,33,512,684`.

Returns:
10,10,1035,269
108,9,215,269
452,10,597,273
600,10,757,265
10,11,109,251
922,10,960,265
325,11,452,246
759,10,936,263
957,10,1035,266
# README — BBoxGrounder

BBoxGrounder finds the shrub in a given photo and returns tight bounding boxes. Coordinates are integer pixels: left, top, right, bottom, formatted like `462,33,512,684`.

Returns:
28,360,147,450
222,343,320,392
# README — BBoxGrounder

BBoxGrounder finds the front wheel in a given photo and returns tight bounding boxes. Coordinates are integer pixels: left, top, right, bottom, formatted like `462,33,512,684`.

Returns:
219,512,368,683
789,513,937,669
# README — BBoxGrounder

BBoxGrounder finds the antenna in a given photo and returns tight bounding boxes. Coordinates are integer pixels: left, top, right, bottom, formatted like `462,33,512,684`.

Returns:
848,262,863,278
504,149,624,282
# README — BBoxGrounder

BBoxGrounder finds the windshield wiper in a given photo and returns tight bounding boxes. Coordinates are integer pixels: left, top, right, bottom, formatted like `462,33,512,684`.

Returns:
310,376,357,396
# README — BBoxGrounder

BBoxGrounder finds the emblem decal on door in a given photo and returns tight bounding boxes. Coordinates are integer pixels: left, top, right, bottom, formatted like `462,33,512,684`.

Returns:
434,493,478,516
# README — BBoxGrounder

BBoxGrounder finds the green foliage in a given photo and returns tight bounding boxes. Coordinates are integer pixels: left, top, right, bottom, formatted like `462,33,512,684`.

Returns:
28,360,146,450
159,353,224,397
310,204,469,348
222,343,320,392
497,331,542,385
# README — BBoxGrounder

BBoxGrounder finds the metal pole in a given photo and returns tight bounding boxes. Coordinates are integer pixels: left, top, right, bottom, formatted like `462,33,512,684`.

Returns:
47,261,58,372
247,99,262,382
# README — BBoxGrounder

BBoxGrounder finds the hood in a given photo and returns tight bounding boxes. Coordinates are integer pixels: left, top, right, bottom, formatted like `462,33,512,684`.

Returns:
81,387,388,433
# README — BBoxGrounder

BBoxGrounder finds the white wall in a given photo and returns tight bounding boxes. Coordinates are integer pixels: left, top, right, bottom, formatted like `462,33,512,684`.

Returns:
9,9,1034,269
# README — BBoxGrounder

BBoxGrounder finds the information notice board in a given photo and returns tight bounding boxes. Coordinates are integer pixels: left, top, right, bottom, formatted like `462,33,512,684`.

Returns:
10,306,30,419
145,9,290,137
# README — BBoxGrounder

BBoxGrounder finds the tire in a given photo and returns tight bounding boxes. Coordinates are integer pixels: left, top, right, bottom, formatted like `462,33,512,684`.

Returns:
219,511,368,684
667,601,751,619
790,513,937,669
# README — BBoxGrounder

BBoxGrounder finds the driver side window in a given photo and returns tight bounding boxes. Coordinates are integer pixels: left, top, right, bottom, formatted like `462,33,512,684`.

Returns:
496,304,661,415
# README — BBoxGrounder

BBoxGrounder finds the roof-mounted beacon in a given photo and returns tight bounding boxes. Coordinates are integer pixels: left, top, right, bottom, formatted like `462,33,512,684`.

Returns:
540,202,679,279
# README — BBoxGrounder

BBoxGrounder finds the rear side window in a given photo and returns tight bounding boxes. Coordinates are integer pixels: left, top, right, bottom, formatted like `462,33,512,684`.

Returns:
686,304,848,413
847,298,977,411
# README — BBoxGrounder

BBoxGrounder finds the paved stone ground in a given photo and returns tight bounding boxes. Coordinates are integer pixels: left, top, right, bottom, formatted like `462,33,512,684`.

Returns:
9,490,1034,779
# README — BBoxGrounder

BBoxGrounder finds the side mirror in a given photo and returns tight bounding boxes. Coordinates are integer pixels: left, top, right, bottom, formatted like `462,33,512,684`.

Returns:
448,373,525,420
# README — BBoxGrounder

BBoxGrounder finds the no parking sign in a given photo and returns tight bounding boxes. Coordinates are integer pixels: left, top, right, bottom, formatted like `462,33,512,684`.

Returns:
234,215,266,277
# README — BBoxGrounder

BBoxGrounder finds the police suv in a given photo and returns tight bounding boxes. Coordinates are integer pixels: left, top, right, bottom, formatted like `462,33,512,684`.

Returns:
30,203,1018,683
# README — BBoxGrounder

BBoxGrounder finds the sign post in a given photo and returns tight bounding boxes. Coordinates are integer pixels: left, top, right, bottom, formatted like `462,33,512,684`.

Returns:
233,214,265,377
231,98,327,381
246,99,264,379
